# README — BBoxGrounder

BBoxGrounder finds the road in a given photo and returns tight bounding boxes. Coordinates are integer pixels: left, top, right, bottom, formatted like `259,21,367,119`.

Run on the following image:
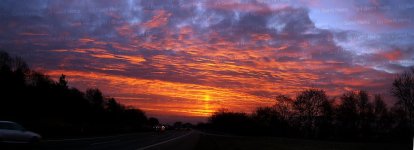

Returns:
2,130,199,150
3,130,408,150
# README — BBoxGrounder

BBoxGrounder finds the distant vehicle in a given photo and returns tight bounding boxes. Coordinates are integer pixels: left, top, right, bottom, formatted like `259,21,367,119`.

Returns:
0,121,41,144
153,124,166,133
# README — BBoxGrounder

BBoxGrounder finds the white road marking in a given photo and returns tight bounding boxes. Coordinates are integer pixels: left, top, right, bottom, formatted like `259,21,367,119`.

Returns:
136,131,193,150
45,132,145,142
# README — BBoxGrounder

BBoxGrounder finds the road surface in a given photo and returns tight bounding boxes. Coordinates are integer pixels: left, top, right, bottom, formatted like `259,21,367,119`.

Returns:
3,130,408,150
2,130,199,150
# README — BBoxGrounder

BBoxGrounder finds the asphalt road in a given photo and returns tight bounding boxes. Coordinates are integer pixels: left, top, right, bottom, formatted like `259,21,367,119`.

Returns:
2,130,199,150
3,130,406,150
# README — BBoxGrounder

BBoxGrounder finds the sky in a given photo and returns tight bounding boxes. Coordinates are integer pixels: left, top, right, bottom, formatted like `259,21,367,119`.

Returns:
0,0,413,123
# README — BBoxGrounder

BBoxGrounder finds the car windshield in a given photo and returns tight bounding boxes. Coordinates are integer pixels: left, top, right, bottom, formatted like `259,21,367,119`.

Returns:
0,122,25,131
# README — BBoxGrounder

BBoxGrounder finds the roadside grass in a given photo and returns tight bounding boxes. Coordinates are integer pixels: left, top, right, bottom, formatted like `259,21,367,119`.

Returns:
195,134,411,150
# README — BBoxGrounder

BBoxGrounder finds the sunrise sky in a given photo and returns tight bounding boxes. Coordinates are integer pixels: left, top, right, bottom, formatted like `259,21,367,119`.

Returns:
1,0,413,123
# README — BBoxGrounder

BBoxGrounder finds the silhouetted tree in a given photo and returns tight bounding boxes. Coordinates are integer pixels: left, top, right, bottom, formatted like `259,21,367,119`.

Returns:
356,90,374,137
0,51,154,137
173,121,183,129
58,74,68,89
183,122,193,129
293,89,329,137
0,51,12,71
336,91,358,138
86,88,104,107
27,71,54,88
315,97,334,138
274,94,294,121
391,68,414,133
148,117,159,127
390,104,411,139
106,98,124,113
372,94,392,137
253,107,276,127
203,87,407,141
209,110,253,135
252,107,277,135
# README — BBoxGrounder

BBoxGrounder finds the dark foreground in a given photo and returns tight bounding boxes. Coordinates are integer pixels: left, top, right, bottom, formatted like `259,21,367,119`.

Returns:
1,130,410,150
194,133,411,150
1,130,198,150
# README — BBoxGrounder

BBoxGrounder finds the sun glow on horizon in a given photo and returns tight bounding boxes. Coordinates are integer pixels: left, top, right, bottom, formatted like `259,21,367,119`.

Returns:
45,69,276,118
203,95,211,101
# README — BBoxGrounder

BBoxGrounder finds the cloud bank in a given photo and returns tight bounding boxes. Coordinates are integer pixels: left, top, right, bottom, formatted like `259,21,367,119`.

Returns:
1,0,413,122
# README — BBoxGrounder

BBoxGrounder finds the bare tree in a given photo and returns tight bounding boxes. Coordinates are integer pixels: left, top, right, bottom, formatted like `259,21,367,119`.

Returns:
274,94,294,121
336,91,358,137
11,56,29,73
356,90,374,136
373,94,391,134
293,89,329,136
0,51,12,71
391,68,414,131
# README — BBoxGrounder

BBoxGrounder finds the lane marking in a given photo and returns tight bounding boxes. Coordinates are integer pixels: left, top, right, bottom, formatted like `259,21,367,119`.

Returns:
136,131,193,150
45,132,149,142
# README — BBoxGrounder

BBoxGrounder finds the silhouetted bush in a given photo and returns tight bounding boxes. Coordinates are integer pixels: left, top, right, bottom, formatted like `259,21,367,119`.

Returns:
209,109,255,135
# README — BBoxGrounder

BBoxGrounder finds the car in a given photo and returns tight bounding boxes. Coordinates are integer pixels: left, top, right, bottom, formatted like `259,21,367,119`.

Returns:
153,124,166,133
0,121,41,144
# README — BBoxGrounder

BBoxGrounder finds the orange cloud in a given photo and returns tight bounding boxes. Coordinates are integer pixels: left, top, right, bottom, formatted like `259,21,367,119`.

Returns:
251,33,272,41
6,1,399,122
46,70,275,117
380,50,403,61
142,10,171,28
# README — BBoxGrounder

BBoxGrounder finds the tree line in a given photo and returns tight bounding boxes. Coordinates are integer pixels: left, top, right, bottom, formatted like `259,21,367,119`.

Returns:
0,51,159,138
203,70,414,142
